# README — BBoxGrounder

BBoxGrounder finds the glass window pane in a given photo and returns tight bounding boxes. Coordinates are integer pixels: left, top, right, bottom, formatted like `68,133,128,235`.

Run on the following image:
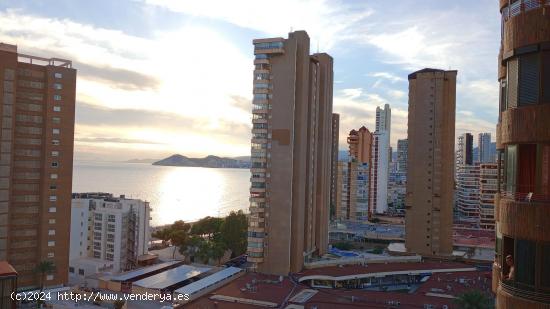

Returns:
515,239,535,286
505,145,517,193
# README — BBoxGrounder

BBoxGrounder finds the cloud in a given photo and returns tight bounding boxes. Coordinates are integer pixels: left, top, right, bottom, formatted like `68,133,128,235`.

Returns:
76,62,160,91
75,137,164,145
142,0,373,51
369,72,405,83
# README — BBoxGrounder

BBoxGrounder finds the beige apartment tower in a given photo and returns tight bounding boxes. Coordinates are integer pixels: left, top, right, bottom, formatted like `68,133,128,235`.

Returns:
247,31,334,275
347,126,372,165
330,113,340,219
405,68,456,256
0,43,76,288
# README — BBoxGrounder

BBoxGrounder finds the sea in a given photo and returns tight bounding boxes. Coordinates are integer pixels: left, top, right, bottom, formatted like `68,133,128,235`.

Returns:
72,161,250,227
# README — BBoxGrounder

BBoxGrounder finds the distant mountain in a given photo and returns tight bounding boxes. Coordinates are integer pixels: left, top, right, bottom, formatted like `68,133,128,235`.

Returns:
125,158,158,163
153,154,251,169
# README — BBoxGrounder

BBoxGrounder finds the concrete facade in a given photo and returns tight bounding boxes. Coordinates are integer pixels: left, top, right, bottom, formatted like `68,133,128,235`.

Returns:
0,43,76,288
330,113,340,220
69,193,151,275
405,68,456,256
247,31,334,275
335,160,369,222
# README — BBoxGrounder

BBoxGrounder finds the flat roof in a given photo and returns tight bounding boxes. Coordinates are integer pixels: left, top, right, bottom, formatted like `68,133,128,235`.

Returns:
110,261,181,282
186,265,492,309
133,265,211,290
174,267,243,296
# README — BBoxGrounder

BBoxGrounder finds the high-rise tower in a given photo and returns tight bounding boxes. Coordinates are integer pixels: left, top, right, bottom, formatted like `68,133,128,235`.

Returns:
405,68,456,256
493,1,550,307
247,31,334,275
370,104,391,214
0,43,76,288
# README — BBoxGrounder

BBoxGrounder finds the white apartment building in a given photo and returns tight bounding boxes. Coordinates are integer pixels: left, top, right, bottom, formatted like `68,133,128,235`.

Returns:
370,104,391,214
69,193,151,277
456,164,480,226
479,163,498,230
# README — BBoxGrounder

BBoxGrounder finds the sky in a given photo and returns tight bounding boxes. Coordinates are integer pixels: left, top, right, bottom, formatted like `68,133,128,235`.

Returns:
0,0,501,161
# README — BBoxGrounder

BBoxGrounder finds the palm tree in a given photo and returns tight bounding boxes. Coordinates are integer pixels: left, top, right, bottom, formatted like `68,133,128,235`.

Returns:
454,290,493,309
35,260,56,292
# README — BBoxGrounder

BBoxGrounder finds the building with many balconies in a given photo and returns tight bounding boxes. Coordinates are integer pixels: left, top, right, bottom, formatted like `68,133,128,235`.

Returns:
69,193,151,277
0,43,76,288
493,1,550,307
247,31,334,276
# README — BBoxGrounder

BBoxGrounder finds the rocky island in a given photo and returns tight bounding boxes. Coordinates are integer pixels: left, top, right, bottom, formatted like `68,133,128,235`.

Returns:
152,154,251,169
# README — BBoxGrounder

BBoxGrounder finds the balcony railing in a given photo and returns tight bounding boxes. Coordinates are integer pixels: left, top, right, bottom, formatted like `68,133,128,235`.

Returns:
500,191,550,203
501,280,550,304
502,0,550,21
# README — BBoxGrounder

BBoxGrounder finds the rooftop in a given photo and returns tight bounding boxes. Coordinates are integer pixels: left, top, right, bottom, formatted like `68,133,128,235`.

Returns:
0,261,16,276
109,261,182,282
186,262,492,309
133,265,211,290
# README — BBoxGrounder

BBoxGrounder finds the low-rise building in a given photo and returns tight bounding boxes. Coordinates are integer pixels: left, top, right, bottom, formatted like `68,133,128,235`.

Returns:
69,193,151,278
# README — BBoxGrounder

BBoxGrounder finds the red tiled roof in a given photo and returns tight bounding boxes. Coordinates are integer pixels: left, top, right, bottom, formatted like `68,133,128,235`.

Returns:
0,261,17,276
186,262,493,309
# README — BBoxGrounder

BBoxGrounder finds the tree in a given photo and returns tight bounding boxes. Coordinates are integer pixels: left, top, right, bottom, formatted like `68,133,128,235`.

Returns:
220,211,247,258
35,260,55,292
190,217,224,240
454,290,493,309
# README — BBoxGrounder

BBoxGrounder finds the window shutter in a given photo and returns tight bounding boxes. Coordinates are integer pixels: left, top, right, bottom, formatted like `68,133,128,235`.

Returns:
507,58,518,108
519,53,539,105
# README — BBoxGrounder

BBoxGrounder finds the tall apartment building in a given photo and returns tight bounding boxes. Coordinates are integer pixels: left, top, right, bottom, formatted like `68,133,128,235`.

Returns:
69,193,151,276
330,113,340,219
456,163,480,226
478,133,492,163
493,2,550,306
397,139,408,174
335,160,369,222
405,68,456,256
479,163,497,230
247,31,334,275
457,133,473,166
0,43,75,288
347,126,372,164
370,104,391,214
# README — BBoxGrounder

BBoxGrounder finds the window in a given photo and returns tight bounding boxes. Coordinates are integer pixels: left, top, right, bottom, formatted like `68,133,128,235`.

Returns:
516,239,536,286
505,145,517,192
48,207,56,213
518,53,539,106
52,140,60,146
53,83,62,90
94,213,102,220
48,229,55,236
53,106,61,112
51,162,58,168
54,72,62,79
108,215,116,222
49,219,56,224
48,241,55,247
52,117,60,124
46,275,54,281
49,195,57,202
69,267,75,273
542,243,550,288
51,151,59,157
52,128,60,135
53,95,61,101
507,58,519,108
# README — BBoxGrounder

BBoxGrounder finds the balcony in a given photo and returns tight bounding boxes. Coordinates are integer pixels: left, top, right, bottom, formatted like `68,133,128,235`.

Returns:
498,192,550,241
502,1,550,53
499,105,550,145
497,282,550,307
